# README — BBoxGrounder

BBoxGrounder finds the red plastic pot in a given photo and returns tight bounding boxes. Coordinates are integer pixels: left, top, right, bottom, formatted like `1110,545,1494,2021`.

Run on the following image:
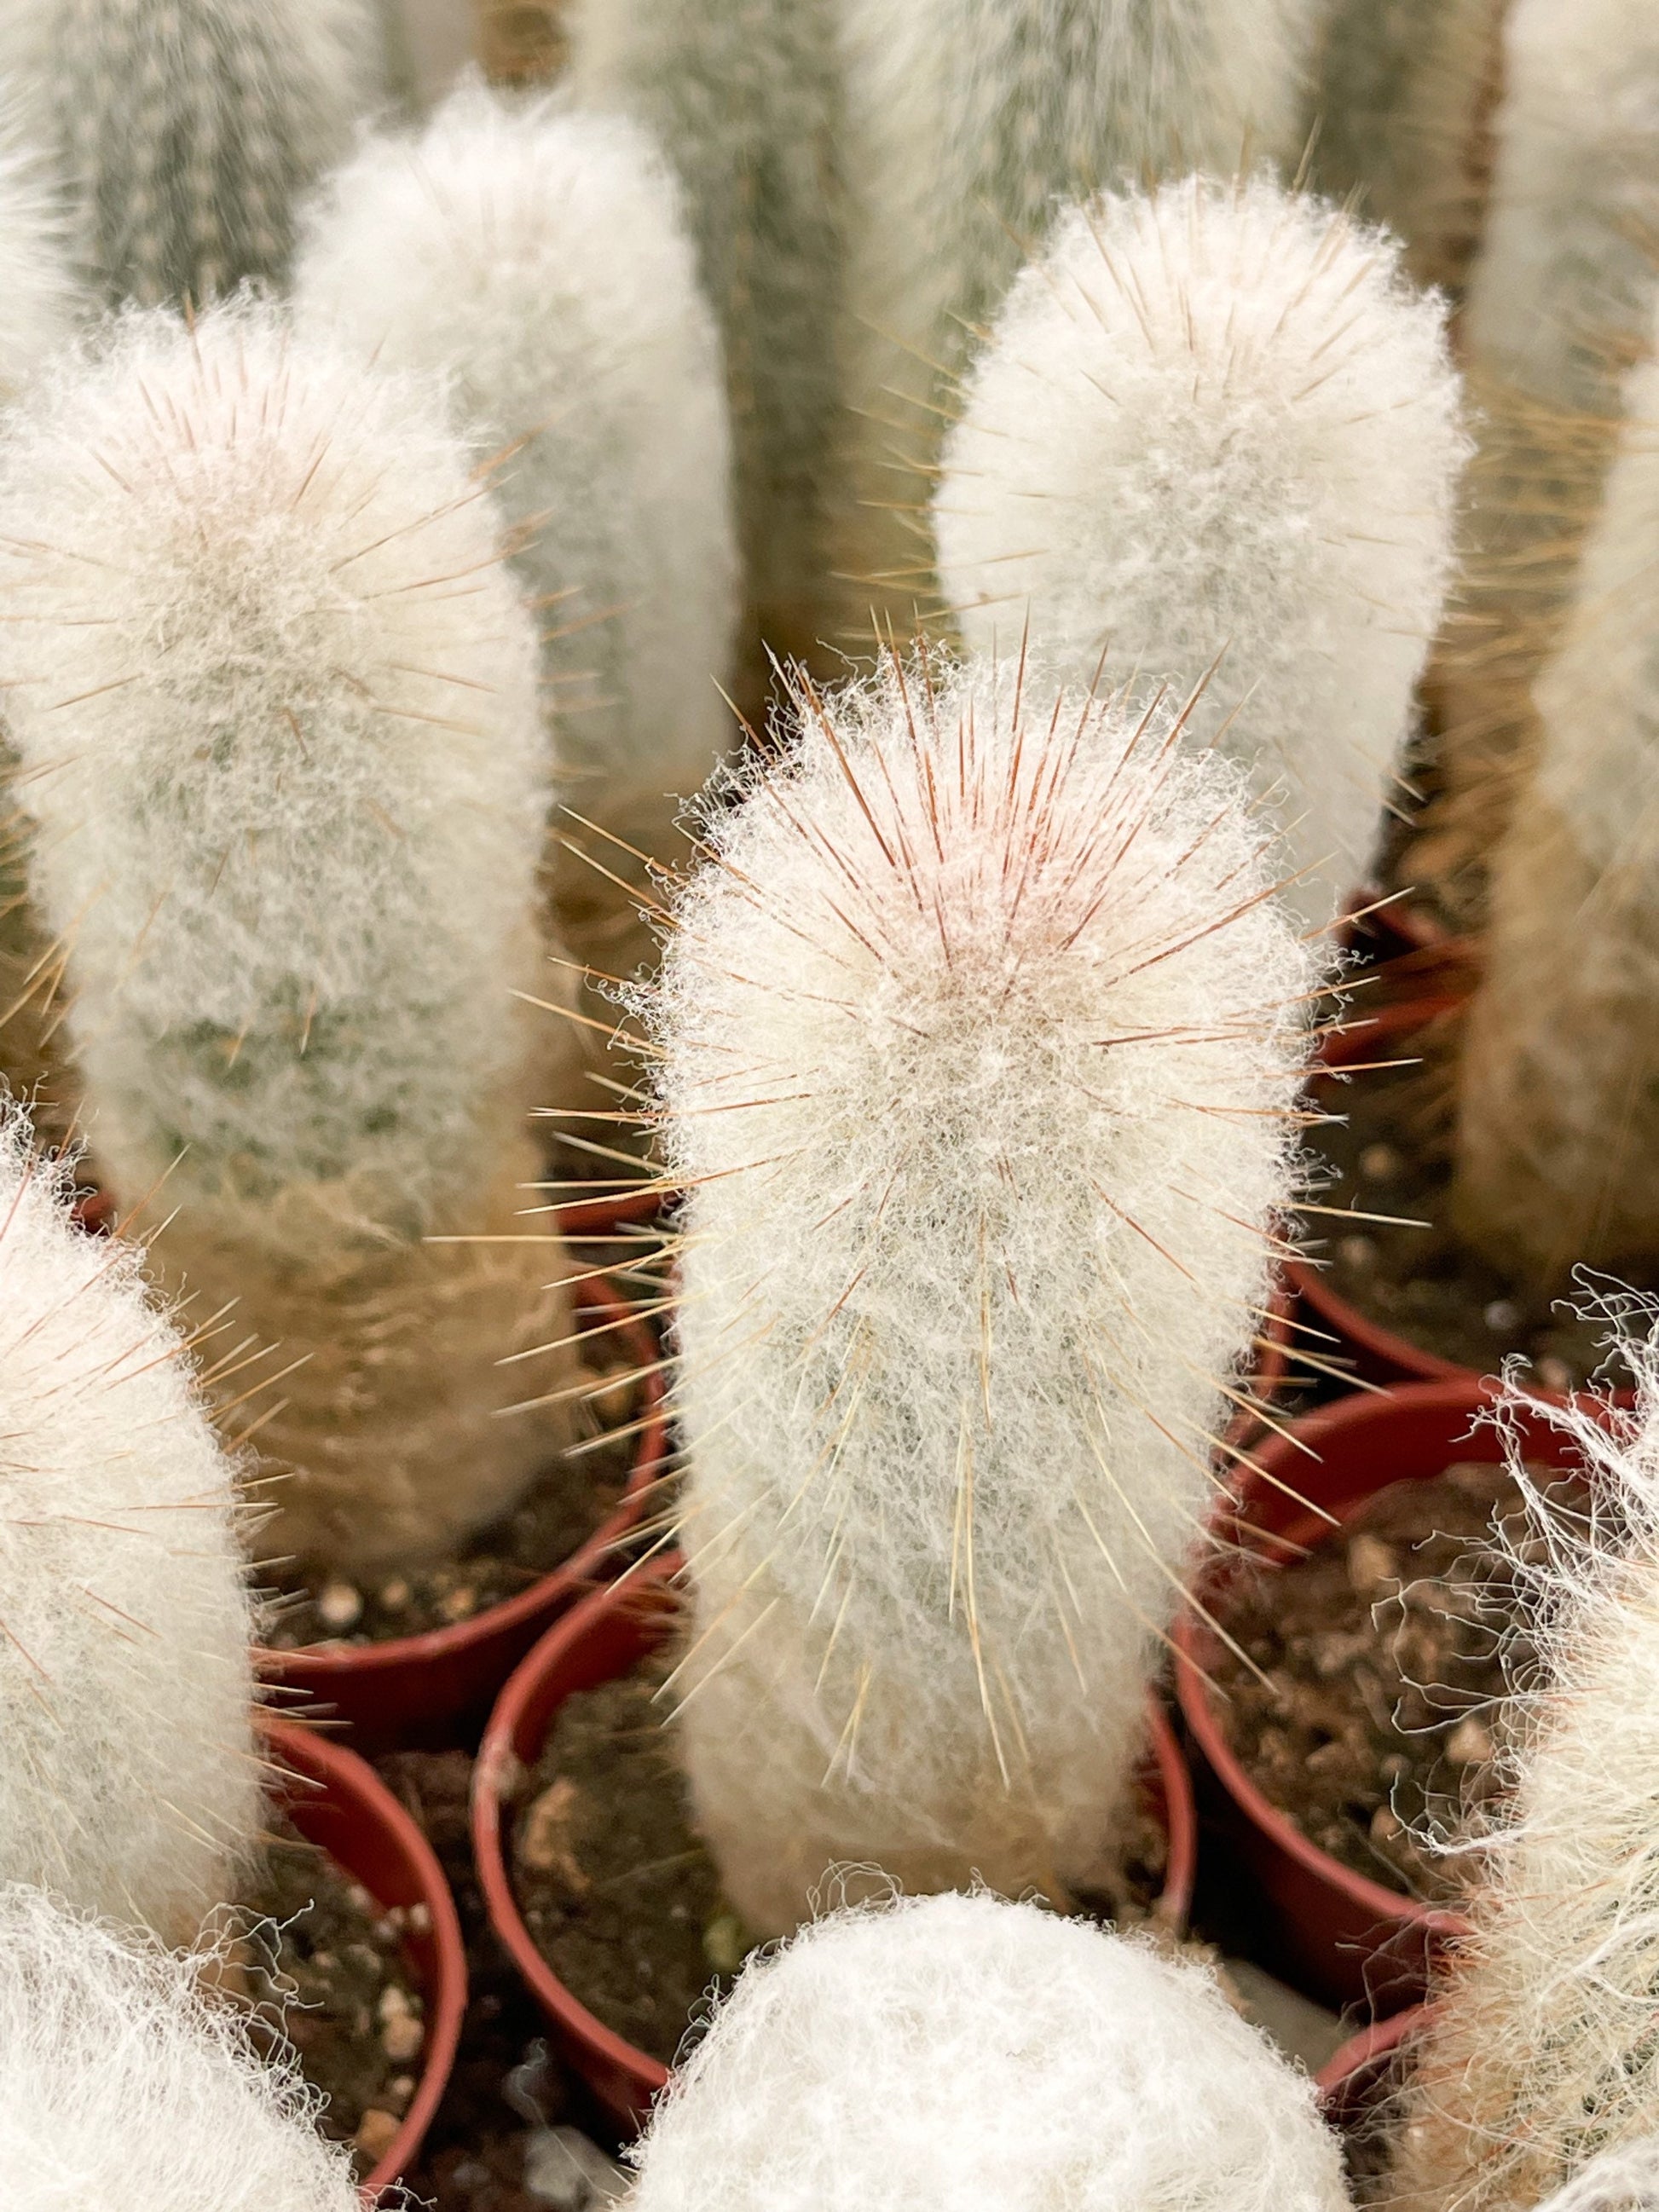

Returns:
1175,1379,1610,2013
264,1718,466,2201
1315,2001,1426,2134
257,1274,668,1747
1288,996,1469,1386
553,1185,669,1238
473,1556,1199,2134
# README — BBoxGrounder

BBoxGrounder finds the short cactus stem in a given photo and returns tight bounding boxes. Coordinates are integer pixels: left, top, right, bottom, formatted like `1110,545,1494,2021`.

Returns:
0,300,581,1575
934,171,1468,930
644,648,1318,1933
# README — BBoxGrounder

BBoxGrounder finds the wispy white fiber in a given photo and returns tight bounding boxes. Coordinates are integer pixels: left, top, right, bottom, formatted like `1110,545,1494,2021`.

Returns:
935,173,1469,929
0,1100,256,1948
0,91,73,396
629,1891,1351,2212
645,649,1317,1933
0,1884,358,2211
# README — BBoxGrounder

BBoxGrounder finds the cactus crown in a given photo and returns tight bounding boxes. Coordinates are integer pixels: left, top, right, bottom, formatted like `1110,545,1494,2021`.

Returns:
295,77,737,817
0,1884,357,2210
0,297,548,1239
0,1099,257,1944
629,1891,1351,2212
934,170,1468,928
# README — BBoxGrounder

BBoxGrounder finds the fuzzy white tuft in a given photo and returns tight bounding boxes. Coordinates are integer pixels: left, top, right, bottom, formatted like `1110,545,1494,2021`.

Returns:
934,173,1469,930
1462,0,1659,414
296,80,738,856
1535,2141,1659,2212
0,1100,257,1946
629,1891,1351,2212
567,0,842,668
0,95,74,396
834,0,1320,631
0,1883,358,2210
645,650,1317,1933
0,0,384,309
0,297,579,1570
1392,1332,1659,2209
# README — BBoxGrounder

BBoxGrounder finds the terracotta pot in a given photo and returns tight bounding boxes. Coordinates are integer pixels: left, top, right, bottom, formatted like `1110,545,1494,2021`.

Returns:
257,1275,668,1747
1339,880,1476,973
473,1556,1199,2134
1316,2001,1425,2123
1288,996,1469,1386
265,1718,466,2200
552,1185,668,1238
1175,1380,1610,2013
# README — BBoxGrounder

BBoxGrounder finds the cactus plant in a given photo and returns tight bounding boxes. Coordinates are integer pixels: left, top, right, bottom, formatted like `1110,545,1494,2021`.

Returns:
1413,0,1659,915
1301,0,1502,294
1452,323,1659,1286
629,1891,1351,2212
0,0,384,309
0,1098,257,1948
934,171,1468,932
565,0,843,685
0,1884,357,2210
295,78,739,991
1534,2144,1659,2212
643,648,1316,1935
833,0,1321,637
1390,1342,1659,2209
0,298,581,1575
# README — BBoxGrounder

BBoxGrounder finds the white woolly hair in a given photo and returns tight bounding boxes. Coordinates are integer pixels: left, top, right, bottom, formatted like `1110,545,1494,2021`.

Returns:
295,77,738,838
1534,2141,1659,2212
934,172,1469,932
833,0,1320,628
0,1884,357,2211
1462,0,1659,413
645,649,1318,1933
628,1891,1351,2212
0,90,73,397
1392,1331,1659,2211
0,0,384,309
0,1100,257,1947
0,294,549,1234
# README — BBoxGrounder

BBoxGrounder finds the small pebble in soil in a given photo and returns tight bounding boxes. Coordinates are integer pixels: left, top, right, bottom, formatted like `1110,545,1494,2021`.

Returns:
1338,1234,1377,1272
315,1580,363,1633
1359,1144,1400,1181
1211,1463,1583,1898
355,2109,400,2163
1483,1299,1521,1334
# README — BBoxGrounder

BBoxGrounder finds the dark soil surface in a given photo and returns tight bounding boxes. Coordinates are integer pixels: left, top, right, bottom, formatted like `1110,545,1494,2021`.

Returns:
1210,1463,1584,1900
245,1832,422,2180
1308,1011,1639,1389
263,1404,639,1650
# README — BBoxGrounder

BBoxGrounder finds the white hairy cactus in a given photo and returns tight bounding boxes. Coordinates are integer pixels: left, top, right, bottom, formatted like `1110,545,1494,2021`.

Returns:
1303,0,1501,292
0,0,383,309
630,1891,1351,2212
1391,1337,1659,2210
645,650,1316,1933
567,0,842,676
0,298,581,1574
1534,2144,1659,2212
1454,326,1659,1284
934,173,1468,931
0,100,72,393
296,79,739,979
834,0,1320,632
0,1884,357,2210
0,1100,257,1947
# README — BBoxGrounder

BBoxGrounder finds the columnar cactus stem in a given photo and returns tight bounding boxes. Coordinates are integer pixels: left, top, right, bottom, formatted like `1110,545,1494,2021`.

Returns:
1301,0,1502,294
1453,326,1659,1286
644,649,1317,1934
934,172,1468,930
629,1893,1352,2212
565,0,843,685
833,0,1320,638
1391,1346,1659,2209
0,301,581,1574
295,80,739,992
0,1099,257,1948
1420,0,1659,904
0,1885,358,2210
0,0,384,308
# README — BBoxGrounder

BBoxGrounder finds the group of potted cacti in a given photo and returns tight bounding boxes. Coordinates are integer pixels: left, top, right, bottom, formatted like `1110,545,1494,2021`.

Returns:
4,0,1659,2209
